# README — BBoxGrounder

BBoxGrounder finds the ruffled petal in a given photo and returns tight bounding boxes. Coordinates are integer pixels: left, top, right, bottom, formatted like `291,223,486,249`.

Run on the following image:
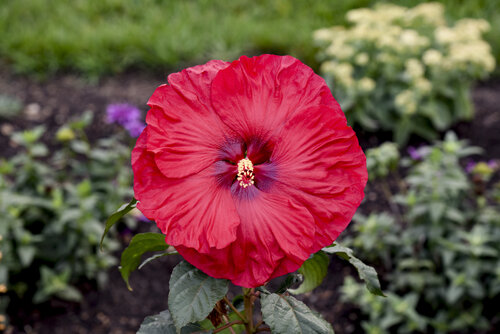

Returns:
145,60,234,179
177,188,317,287
268,105,367,244
211,55,338,140
132,128,240,252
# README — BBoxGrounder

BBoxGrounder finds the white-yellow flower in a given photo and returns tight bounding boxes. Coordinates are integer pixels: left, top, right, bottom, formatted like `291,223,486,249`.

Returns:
405,59,425,79
408,2,445,26
414,78,432,94
355,53,370,66
423,49,443,66
395,90,418,115
358,77,376,93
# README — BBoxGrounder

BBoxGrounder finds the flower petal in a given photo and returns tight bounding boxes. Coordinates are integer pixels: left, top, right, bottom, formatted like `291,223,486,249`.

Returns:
268,105,367,244
132,128,240,251
211,55,337,140
177,189,317,287
145,60,233,179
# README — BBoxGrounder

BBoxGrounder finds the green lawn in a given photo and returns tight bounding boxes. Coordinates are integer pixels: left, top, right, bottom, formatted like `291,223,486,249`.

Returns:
1,0,498,78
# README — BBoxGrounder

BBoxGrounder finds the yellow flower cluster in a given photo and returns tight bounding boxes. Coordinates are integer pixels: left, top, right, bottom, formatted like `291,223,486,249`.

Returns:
314,2,495,112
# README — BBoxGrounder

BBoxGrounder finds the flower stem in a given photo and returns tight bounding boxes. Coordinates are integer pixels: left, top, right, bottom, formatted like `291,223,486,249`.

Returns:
213,320,243,333
243,287,255,333
224,296,247,323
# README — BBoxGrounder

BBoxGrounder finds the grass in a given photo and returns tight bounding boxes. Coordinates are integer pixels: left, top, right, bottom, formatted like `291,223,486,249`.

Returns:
0,0,498,78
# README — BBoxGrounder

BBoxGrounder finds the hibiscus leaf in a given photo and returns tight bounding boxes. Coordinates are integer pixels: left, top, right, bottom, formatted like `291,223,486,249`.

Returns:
289,251,330,294
137,309,212,334
275,274,302,294
169,261,229,332
261,293,334,334
139,251,178,270
120,232,169,291
100,197,137,250
323,243,385,297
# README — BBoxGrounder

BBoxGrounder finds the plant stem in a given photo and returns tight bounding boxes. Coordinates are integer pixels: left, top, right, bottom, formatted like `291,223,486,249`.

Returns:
224,296,247,323
243,288,255,333
213,320,243,333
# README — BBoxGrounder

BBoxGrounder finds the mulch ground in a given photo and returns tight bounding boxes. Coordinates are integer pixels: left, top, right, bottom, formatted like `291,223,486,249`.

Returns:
1,66,499,334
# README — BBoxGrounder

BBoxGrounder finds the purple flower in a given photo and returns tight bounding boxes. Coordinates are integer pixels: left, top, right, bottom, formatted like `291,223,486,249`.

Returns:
407,146,421,160
106,103,141,125
125,121,146,138
138,213,151,222
106,103,146,137
488,160,498,169
466,160,476,173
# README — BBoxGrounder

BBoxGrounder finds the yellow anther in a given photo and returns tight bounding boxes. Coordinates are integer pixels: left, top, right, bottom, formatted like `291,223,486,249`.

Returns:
237,158,255,188
0,285,6,293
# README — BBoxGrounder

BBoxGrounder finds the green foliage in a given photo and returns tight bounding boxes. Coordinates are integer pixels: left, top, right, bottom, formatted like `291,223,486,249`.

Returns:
261,293,334,334
137,310,210,334
168,261,229,331
366,142,400,181
0,0,373,79
289,252,329,294
315,2,496,145
0,113,134,315
0,94,22,119
323,243,385,297
100,197,137,250
119,233,171,291
4,0,498,79
340,134,500,333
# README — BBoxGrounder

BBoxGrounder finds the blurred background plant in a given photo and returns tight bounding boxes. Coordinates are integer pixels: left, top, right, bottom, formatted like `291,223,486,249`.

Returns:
315,2,495,145
0,0,499,80
340,133,500,333
0,111,138,321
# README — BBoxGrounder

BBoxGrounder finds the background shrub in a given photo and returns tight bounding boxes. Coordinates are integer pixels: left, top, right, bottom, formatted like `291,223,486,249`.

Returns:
340,133,500,333
0,112,136,318
315,3,495,145
1,0,499,79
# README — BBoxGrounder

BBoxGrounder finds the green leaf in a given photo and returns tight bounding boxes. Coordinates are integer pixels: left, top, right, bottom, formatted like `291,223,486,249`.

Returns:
100,198,137,250
137,310,211,334
289,251,329,294
275,274,302,294
120,233,169,290
139,251,178,270
168,261,228,331
261,293,334,334
323,243,385,296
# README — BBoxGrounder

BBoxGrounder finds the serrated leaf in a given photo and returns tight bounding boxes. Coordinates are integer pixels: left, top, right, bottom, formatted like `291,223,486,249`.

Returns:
137,310,211,334
100,198,137,250
120,233,169,290
261,293,334,334
289,251,329,294
169,261,228,331
323,243,385,297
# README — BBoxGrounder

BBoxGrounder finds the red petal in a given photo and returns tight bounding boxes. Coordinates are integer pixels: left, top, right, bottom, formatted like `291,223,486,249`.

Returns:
145,60,234,179
132,128,240,252
269,105,367,244
211,55,338,140
177,189,317,287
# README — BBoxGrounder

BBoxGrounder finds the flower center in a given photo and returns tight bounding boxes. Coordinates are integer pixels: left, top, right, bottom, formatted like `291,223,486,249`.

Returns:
237,158,255,188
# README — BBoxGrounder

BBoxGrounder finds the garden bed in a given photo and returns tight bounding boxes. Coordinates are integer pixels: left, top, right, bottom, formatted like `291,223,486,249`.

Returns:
1,68,499,334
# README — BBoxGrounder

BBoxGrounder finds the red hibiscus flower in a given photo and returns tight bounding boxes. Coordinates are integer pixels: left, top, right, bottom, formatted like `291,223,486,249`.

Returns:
132,55,367,288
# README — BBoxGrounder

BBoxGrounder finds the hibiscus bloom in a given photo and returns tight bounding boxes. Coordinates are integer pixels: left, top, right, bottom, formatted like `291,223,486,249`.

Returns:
132,55,367,287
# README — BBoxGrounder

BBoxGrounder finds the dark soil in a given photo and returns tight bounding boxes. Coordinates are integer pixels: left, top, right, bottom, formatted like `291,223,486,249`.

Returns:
1,66,499,334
